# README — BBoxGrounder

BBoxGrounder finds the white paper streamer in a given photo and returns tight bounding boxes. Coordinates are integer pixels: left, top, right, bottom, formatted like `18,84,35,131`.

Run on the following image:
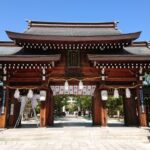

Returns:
19,96,28,115
14,89,20,99
31,94,40,109
114,89,119,99
27,89,33,99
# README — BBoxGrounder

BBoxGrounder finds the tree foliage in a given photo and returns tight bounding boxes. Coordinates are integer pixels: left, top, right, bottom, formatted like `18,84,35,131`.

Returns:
54,95,68,116
54,95,92,116
106,96,123,117
74,95,92,111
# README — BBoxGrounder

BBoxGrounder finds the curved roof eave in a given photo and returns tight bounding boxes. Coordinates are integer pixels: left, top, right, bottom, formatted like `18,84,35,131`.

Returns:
6,31,141,43
0,47,22,56
124,47,150,55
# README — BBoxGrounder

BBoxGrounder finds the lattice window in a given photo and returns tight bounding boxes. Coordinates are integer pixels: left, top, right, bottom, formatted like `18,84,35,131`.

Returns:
67,50,80,67
66,50,82,77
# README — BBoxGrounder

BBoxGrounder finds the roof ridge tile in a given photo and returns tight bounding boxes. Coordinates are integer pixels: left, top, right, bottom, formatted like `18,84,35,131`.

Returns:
27,20,117,29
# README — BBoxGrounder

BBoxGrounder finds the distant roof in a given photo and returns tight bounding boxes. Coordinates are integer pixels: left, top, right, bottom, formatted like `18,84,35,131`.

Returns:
0,41,22,55
124,41,150,55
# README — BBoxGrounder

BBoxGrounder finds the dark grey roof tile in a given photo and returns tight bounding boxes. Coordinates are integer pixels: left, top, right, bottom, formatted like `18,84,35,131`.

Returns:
0,47,22,55
124,47,150,55
25,27,121,36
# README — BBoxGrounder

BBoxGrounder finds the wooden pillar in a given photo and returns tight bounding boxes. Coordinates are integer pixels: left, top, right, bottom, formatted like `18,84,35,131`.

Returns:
40,88,54,127
0,115,6,128
102,101,107,126
46,89,54,126
123,89,138,126
92,86,107,126
40,100,47,127
40,89,47,127
8,90,21,127
0,87,8,128
3,87,9,128
136,86,147,126
7,91,14,127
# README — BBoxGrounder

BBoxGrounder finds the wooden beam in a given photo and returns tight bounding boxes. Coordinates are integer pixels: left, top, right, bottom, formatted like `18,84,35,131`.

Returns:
9,78,42,82
107,78,137,82
0,54,61,62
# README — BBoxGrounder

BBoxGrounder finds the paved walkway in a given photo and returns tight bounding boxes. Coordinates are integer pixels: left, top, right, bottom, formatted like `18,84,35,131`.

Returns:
0,116,149,150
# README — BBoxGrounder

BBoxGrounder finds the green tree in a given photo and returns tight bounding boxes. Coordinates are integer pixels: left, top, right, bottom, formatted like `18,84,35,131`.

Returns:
75,96,92,117
54,95,68,116
54,95,92,117
106,96,123,117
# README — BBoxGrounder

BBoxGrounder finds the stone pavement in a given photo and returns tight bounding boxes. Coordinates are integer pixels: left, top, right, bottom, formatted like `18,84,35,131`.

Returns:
0,116,149,150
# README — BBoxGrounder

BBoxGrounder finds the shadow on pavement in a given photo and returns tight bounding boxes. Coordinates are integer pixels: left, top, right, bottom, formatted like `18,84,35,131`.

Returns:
107,123,125,127
19,124,39,128
54,122,92,128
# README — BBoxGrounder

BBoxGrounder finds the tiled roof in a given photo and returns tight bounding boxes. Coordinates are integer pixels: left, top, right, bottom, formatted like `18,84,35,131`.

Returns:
24,21,121,36
25,27,121,36
6,21,140,43
124,41,150,55
0,41,22,56
0,47,22,55
124,47,150,55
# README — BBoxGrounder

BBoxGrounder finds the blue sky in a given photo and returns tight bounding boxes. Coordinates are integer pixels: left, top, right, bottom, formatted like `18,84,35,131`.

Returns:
0,0,150,41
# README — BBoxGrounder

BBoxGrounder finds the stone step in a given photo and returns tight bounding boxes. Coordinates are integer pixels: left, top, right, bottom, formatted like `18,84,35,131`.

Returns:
0,128,149,143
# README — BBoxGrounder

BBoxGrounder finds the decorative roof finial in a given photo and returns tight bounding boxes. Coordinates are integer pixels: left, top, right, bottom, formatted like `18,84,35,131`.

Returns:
114,21,119,30
26,20,32,28
147,41,150,49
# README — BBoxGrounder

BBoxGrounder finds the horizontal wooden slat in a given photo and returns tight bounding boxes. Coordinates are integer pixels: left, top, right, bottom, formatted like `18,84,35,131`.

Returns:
107,77,136,82
0,54,61,62
9,78,42,82
11,74,41,78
